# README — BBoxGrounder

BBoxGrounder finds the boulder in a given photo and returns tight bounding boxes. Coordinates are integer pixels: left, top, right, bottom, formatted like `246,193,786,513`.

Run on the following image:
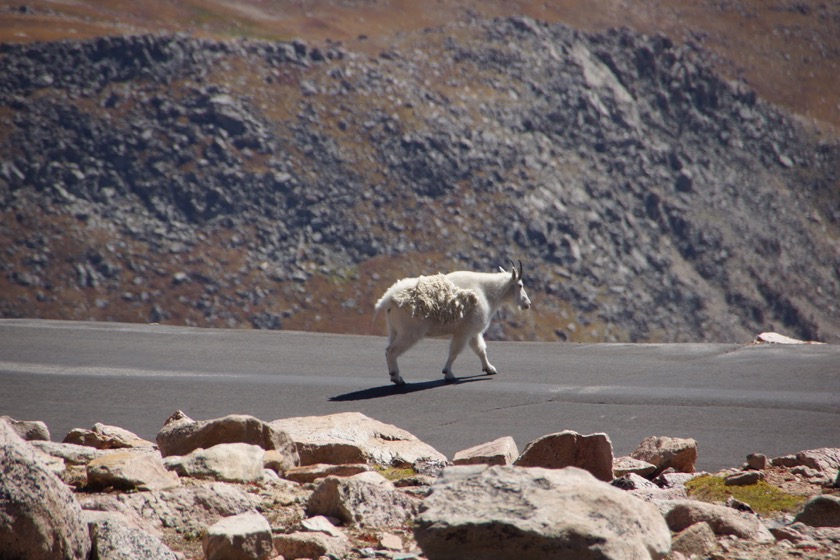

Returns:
631,436,697,474
271,411,446,466
156,411,298,471
86,510,178,560
725,470,765,486
659,500,774,543
513,430,614,482
414,465,671,560
670,522,718,557
273,531,351,560
769,524,808,543
168,443,265,482
453,436,519,466
379,532,404,551
87,451,180,492
29,440,106,465
300,515,346,538
203,511,274,560
793,495,840,527
273,518,351,560
263,449,295,474
116,482,262,536
771,454,800,468
64,422,156,449
791,465,830,483
16,442,66,474
306,471,421,528
0,421,92,560
793,448,840,481
613,455,657,478
1,415,50,441
284,462,373,484
77,494,163,539
744,453,768,470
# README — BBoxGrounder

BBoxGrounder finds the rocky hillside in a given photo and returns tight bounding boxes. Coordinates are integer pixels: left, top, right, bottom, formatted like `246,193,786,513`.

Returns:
1,10,839,342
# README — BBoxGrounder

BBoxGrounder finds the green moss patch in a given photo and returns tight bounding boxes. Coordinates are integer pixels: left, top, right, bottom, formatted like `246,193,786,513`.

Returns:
374,465,417,482
685,475,808,516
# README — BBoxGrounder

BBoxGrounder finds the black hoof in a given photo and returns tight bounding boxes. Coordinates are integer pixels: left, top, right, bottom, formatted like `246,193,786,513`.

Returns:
390,373,405,386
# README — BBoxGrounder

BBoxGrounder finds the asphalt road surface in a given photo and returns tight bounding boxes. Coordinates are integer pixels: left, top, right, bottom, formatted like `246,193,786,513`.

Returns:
1,319,838,472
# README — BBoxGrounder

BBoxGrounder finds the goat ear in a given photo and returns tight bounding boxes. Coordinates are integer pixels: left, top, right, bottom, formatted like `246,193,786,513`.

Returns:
498,266,506,273
508,259,518,280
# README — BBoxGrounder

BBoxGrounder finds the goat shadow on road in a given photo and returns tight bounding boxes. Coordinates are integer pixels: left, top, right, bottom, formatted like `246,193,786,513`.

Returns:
329,374,492,402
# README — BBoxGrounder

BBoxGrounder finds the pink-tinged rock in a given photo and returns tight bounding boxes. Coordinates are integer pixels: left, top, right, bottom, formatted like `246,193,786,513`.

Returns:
156,411,298,474
170,443,265,482
86,511,178,560
745,453,768,470
414,465,671,560
453,436,519,466
273,530,350,560
724,471,764,486
794,495,840,527
114,482,262,536
306,472,421,528
631,436,697,474
284,462,373,484
613,455,657,478
203,511,274,560
670,522,718,557
87,451,180,492
796,448,840,480
271,412,446,467
514,430,614,482
64,422,156,449
0,421,92,560
274,516,350,560
659,500,774,543
1,415,50,441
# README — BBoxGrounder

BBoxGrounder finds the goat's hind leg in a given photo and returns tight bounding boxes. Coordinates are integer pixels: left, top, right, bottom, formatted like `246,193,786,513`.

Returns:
385,325,423,386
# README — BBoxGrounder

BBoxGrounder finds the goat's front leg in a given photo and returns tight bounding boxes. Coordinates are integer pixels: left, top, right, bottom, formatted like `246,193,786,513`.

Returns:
470,333,497,375
442,333,469,382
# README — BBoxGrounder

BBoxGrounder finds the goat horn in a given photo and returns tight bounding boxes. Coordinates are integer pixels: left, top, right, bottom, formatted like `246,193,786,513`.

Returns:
509,259,517,277
518,260,524,279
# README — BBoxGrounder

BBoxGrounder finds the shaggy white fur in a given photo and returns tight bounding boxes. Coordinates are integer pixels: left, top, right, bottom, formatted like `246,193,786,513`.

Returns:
374,262,530,385
391,274,479,324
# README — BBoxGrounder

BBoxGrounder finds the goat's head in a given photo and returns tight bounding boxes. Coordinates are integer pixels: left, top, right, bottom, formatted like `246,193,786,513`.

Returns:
503,259,531,310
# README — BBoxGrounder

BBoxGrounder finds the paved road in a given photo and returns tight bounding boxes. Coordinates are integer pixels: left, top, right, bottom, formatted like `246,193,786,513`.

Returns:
1,319,838,472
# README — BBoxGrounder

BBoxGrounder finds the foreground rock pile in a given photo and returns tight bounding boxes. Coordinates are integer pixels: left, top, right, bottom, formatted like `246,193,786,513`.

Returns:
2,412,839,560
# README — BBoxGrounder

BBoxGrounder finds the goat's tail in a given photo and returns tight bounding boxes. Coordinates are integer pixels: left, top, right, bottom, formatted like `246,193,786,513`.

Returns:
372,292,391,326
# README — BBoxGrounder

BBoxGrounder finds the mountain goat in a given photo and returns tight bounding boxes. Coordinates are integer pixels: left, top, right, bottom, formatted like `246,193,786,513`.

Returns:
374,261,531,385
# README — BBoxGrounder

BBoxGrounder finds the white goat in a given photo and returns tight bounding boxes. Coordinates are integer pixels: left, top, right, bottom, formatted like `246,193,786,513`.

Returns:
374,261,531,385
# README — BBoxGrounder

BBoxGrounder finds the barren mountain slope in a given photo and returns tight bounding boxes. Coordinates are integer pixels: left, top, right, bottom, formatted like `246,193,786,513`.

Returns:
1,2,839,342
3,0,839,130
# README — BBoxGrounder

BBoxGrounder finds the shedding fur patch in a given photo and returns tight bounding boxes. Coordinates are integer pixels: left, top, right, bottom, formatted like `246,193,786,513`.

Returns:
391,274,479,323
